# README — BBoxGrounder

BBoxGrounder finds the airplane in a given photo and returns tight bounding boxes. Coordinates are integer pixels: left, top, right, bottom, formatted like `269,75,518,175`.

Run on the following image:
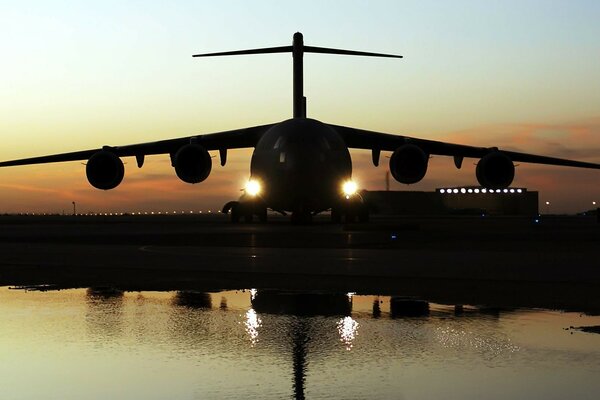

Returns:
2,32,600,223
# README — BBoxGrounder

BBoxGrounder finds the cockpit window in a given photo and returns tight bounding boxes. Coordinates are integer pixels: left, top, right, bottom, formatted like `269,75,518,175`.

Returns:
319,136,331,150
274,136,286,149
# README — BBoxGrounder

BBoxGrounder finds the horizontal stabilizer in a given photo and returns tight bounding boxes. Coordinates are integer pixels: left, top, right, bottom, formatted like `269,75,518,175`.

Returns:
304,45,402,58
192,46,291,58
192,32,403,118
192,45,402,59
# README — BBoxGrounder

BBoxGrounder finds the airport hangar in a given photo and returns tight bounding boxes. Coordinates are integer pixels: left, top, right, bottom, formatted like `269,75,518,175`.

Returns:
363,187,538,216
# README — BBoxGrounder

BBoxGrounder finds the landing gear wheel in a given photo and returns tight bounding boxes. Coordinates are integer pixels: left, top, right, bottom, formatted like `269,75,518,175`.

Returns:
230,203,241,223
291,210,312,224
331,207,342,224
258,207,267,223
358,211,369,223
358,204,370,223
345,212,356,224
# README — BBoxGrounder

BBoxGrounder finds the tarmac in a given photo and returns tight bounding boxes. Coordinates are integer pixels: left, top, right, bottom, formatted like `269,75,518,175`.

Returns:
1,213,599,313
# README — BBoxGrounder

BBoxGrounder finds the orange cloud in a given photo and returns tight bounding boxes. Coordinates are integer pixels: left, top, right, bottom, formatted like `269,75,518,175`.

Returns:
443,117,600,159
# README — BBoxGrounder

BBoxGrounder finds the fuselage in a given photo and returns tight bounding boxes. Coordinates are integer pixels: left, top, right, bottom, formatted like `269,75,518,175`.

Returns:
249,118,352,212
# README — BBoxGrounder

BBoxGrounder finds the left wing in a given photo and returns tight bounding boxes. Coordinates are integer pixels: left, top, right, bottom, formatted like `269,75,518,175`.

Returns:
0,123,275,168
331,123,600,170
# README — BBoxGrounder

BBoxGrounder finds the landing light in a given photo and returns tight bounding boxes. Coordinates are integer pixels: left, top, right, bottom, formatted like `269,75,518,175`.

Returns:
245,179,261,196
342,180,358,196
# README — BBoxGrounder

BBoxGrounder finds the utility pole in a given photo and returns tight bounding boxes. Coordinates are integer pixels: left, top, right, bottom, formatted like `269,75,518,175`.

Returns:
385,171,390,191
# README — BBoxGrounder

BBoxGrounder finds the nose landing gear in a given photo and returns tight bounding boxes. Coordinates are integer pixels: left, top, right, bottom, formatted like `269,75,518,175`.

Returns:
290,209,313,224
222,200,267,223
221,198,370,224
331,198,369,224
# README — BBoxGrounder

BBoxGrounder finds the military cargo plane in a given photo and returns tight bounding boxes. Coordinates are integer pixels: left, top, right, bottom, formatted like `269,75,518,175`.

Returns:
2,32,599,223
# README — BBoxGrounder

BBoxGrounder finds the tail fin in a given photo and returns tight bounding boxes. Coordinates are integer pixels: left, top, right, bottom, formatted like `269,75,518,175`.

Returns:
193,32,402,118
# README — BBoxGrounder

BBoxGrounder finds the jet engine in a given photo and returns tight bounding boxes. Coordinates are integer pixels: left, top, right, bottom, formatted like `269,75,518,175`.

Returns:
86,150,124,190
476,152,515,189
389,144,429,184
173,144,212,183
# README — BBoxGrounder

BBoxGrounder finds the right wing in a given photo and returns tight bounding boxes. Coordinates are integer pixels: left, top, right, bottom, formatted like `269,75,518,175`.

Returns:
332,123,600,170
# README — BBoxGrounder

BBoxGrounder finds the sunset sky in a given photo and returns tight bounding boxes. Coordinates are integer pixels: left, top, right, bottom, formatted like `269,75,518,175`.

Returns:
1,1,600,214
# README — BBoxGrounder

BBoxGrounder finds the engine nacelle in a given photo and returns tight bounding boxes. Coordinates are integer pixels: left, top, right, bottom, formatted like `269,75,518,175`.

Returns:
86,150,124,190
173,144,212,184
389,144,428,184
476,152,515,189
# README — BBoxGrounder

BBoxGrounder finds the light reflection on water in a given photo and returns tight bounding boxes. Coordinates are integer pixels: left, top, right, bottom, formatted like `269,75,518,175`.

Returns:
244,308,262,346
0,287,599,400
338,316,359,350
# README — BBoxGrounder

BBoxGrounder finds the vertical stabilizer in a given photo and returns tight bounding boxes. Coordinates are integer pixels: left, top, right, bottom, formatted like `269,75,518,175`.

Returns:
192,33,402,119
292,32,306,118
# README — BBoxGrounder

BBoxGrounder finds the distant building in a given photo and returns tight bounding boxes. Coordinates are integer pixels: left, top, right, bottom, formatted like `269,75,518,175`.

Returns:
363,187,538,216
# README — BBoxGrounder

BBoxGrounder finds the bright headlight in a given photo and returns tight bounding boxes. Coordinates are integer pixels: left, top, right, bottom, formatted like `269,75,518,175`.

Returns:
342,180,358,196
245,179,261,196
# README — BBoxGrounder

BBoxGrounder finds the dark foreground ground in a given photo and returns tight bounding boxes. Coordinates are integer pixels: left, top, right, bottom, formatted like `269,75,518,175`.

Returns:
1,213,599,313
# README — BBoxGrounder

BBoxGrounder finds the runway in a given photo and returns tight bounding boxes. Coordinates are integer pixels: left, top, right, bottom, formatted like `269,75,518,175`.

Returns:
1,213,599,313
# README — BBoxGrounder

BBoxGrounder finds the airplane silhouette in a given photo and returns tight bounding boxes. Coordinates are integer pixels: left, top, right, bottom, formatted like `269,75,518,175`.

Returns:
1,32,600,223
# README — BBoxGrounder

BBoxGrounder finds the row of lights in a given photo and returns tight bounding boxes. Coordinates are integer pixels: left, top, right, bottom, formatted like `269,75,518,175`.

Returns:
438,187,525,194
9,211,222,216
127,210,220,215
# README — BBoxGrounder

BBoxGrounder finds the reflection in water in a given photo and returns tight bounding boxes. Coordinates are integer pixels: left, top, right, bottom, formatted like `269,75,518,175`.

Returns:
338,316,359,350
252,290,351,316
372,298,382,318
251,291,355,399
250,288,258,301
87,286,124,299
244,308,262,346
434,324,520,360
291,319,309,400
173,291,212,309
390,296,430,318
1,287,600,400
85,287,124,339
454,304,464,316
